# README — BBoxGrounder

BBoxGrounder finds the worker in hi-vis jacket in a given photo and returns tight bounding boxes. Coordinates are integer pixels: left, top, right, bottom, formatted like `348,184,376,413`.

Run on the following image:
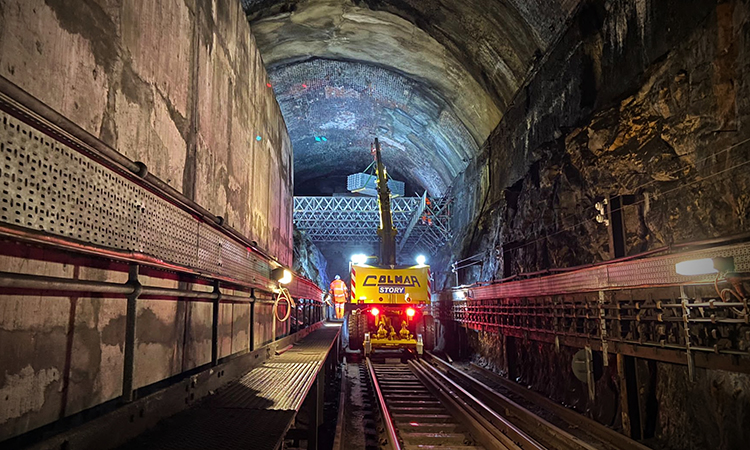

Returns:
328,275,349,319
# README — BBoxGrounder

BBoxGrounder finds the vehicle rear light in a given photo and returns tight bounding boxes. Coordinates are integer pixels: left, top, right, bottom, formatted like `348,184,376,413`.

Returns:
406,307,415,317
371,307,380,316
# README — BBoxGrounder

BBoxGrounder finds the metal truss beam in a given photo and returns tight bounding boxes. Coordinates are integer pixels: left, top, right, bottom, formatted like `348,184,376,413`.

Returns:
293,196,452,256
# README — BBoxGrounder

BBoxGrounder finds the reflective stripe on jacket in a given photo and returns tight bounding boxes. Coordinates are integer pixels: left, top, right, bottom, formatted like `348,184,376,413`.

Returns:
329,279,348,302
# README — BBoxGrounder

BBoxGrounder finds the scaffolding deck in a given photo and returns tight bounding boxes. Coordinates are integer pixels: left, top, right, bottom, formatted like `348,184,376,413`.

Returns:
119,325,341,450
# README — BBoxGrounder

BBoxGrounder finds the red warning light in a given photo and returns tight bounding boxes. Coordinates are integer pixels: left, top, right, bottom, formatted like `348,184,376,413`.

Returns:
371,307,380,316
266,83,272,88
302,83,308,88
406,307,415,317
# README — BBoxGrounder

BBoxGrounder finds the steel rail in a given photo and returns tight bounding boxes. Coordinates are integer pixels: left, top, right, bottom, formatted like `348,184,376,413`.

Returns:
466,361,652,450
425,353,649,450
409,359,539,450
421,359,595,450
366,357,402,450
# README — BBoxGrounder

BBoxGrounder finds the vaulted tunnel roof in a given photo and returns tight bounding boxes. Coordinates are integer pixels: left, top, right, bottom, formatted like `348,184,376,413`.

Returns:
243,0,578,195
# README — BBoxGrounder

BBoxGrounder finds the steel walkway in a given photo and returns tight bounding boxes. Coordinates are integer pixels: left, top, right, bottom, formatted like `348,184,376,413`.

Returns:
119,324,341,450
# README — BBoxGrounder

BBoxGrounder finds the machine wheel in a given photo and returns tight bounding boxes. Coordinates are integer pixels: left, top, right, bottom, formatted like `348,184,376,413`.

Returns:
422,315,436,352
348,311,364,350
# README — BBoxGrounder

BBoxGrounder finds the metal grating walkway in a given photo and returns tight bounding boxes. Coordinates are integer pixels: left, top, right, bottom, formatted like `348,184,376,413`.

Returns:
119,325,341,450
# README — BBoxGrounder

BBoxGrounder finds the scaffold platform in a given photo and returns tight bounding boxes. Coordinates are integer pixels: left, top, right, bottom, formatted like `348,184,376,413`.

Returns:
119,324,341,450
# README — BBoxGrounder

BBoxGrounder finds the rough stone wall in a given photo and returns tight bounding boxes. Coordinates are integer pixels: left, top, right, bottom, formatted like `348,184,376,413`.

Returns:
293,228,330,290
449,0,750,281
0,0,292,441
446,0,750,448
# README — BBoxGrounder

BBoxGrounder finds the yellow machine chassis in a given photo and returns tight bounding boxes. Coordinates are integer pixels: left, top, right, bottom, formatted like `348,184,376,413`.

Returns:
363,330,424,355
370,337,417,348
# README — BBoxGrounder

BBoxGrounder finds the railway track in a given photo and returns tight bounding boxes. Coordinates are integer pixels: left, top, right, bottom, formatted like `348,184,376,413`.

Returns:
365,355,650,450
367,357,541,450
369,361,485,450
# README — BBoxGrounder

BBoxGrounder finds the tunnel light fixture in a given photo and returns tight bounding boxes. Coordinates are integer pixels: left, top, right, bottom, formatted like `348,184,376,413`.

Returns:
272,267,293,284
351,254,369,265
675,257,734,276
416,255,427,266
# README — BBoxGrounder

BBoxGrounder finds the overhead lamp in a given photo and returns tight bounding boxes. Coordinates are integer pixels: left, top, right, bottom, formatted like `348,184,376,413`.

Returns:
416,255,427,266
675,257,734,276
272,267,293,284
351,254,369,265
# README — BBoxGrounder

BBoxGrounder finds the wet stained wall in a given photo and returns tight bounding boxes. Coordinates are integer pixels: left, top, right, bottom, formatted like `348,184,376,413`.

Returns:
443,1,750,449
0,0,292,441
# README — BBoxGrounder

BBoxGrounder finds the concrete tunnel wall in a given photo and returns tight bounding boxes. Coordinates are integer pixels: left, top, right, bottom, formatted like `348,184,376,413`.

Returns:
438,1,750,449
0,0,296,441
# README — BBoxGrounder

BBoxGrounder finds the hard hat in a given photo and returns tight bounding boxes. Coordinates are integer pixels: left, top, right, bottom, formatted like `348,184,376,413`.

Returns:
335,275,341,280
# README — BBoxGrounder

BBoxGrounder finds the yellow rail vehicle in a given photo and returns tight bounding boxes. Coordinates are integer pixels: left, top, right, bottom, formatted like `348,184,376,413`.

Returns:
349,263,435,355
346,137,435,355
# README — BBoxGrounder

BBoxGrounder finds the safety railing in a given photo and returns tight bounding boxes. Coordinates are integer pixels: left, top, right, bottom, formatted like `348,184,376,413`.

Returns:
443,239,750,376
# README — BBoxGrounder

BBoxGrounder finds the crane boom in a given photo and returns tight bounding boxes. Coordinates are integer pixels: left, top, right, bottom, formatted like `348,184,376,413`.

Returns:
374,138,397,266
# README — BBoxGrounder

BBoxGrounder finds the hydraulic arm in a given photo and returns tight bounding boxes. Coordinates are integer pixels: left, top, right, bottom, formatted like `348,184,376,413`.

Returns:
374,138,397,266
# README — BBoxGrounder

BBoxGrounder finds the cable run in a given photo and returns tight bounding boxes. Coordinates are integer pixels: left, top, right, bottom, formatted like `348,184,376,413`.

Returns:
274,286,295,322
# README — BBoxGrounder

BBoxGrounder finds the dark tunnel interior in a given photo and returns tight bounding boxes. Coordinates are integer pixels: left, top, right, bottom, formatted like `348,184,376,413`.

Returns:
1,1,750,449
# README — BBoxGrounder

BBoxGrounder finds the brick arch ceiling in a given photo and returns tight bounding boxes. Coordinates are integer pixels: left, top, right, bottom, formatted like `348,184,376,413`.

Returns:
243,0,578,196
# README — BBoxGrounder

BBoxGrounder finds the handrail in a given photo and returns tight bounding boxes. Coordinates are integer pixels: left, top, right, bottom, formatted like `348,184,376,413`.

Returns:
366,357,401,450
0,271,255,302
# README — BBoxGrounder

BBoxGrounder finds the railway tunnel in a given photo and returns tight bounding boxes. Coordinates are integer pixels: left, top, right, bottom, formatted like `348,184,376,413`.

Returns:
1,0,750,449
